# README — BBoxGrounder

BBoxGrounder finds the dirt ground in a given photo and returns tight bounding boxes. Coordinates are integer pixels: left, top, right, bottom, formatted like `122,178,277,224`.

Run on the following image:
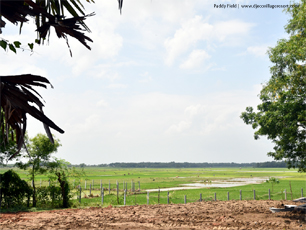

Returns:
1,200,306,229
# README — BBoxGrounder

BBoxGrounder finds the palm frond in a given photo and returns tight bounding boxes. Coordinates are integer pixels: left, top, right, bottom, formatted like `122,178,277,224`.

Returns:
0,74,64,159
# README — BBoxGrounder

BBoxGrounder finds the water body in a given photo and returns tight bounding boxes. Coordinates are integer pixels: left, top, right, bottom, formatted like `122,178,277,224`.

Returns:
146,177,271,192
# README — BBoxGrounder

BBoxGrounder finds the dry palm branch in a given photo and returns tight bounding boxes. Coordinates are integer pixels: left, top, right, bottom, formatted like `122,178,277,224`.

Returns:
0,74,64,160
0,0,96,56
0,0,124,51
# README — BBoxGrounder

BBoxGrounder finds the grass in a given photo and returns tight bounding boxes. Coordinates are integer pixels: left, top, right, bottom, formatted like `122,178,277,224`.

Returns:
1,167,305,209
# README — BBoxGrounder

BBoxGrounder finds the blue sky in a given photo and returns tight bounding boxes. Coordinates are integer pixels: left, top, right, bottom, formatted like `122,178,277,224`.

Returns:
0,0,294,164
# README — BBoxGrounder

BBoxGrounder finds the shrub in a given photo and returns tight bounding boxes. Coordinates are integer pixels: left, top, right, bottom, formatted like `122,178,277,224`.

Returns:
0,169,33,208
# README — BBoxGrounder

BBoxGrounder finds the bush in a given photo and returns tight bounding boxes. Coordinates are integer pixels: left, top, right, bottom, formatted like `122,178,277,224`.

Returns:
0,169,33,208
36,186,62,208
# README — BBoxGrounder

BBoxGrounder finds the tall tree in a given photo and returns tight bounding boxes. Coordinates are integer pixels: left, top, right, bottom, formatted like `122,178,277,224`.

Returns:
241,1,306,172
16,133,61,207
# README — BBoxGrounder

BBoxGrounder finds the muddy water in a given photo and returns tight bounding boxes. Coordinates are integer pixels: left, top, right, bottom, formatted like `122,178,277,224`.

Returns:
146,177,270,192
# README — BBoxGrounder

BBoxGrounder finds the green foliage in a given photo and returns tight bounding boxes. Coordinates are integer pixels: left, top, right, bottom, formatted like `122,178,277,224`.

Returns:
48,159,86,208
0,170,32,208
36,186,62,208
241,1,306,172
0,39,34,54
16,133,61,207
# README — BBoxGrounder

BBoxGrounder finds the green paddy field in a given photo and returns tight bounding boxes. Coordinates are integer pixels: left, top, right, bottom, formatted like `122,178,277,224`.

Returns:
1,167,306,207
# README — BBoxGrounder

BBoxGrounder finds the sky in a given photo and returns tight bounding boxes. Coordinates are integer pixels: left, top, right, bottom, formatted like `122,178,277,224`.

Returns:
0,0,296,164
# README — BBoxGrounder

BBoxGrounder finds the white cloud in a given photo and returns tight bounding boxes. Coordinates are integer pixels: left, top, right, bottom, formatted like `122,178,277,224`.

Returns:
214,20,254,42
164,16,254,65
166,121,191,134
96,99,108,107
164,15,213,65
107,84,127,89
180,49,211,69
247,45,268,57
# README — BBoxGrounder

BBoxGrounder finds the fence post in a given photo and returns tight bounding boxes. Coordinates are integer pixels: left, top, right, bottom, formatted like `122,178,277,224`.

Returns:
184,195,187,204
90,184,91,196
285,189,287,200
268,189,271,200
109,181,111,195
138,181,140,191
200,193,202,202
124,189,126,205
167,191,169,204
253,190,256,200
214,193,217,201
79,186,82,203
302,188,303,197
227,192,229,201
240,190,242,200
147,192,149,205
101,188,104,205
117,182,119,198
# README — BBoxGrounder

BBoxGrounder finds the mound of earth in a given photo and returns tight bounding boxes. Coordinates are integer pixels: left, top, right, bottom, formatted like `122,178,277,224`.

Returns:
1,200,305,229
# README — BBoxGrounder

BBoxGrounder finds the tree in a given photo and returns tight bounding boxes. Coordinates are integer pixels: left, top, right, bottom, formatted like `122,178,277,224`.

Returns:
241,1,306,172
48,158,86,208
0,1,123,158
16,133,60,207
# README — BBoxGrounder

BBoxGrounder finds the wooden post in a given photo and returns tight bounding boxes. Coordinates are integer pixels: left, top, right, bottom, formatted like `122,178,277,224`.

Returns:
124,189,126,205
117,182,119,198
167,191,169,204
147,192,149,205
214,193,216,201
101,188,104,205
285,189,287,200
240,190,242,200
227,192,229,201
138,181,140,191
253,190,256,200
184,195,187,204
268,189,271,200
200,193,202,202
109,181,111,195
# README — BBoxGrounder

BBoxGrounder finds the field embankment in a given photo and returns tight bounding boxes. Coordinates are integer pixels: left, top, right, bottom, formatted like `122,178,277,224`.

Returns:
1,200,305,229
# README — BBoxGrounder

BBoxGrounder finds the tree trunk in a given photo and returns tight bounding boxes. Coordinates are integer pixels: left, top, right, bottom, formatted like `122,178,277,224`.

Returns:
56,172,69,208
32,179,36,207
32,164,36,207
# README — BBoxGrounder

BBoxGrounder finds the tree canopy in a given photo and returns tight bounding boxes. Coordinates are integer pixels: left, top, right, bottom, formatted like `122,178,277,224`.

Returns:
241,1,306,172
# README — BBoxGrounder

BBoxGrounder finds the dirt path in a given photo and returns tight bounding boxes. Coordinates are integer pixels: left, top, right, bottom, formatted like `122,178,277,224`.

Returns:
1,200,305,229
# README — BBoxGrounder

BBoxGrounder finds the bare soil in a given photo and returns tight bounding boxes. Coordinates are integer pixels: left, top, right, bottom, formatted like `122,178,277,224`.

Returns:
1,200,306,229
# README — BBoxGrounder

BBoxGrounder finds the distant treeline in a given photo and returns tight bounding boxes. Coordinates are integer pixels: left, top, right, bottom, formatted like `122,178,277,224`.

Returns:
72,161,288,168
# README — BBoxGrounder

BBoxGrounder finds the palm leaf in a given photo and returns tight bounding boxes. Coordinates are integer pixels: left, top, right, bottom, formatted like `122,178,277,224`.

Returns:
0,74,64,159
